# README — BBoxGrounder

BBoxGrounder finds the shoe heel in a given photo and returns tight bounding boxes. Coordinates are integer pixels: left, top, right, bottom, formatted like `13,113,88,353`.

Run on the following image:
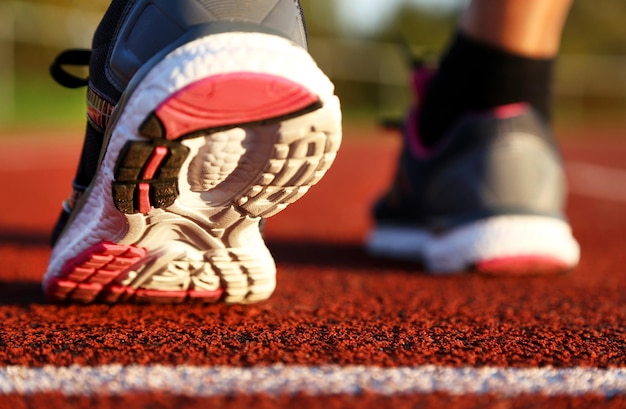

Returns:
45,32,342,304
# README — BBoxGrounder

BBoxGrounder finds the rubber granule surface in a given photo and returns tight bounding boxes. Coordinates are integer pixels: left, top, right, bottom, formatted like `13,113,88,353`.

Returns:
4,393,626,409
1,131,626,408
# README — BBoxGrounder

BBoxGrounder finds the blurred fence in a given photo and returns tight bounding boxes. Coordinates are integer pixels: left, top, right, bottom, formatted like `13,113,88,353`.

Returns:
0,1,101,121
2,1,626,124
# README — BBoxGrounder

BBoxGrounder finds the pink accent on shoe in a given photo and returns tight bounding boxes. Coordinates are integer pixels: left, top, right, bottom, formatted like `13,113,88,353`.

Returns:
66,267,95,282
188,290,224,303
476,256,570,276
88,270,122,285
142,146,168,179
47,241,226,304
406,109,432,159
135,146,169,214
101,287,224,304
411,66,435,99
138,183,151,214
406,102,532,159
134,289,188,304
406,67,437,159
155,73,320,140
47,278,77,300
72,282,105,303
46,242,147,302
491,102,529,119
131,288,224,304
101,285,137,303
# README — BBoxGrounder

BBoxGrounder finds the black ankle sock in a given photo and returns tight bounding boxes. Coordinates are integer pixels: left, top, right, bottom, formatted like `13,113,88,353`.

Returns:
418,31,555,147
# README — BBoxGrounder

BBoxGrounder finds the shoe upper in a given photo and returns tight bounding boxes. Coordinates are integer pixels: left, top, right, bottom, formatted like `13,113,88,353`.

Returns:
96,0,308,102
374,70,568,232
50,0,308,245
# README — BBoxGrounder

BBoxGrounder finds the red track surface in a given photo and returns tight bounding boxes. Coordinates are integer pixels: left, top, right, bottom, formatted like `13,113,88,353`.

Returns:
1,128,626,408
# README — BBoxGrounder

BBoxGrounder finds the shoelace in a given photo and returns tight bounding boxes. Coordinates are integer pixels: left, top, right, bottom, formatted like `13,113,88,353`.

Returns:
49,49,91,88
50,48,115,133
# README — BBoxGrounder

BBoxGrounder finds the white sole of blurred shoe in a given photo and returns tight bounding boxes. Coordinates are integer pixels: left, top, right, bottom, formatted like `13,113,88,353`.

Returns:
367,215,580,275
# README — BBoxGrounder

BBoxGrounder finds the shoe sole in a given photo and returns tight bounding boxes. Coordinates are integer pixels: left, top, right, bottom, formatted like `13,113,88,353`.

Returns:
366,215,580,275
44,32,342,303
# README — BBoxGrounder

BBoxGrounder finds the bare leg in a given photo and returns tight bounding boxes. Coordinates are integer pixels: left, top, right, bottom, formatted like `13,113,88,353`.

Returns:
462,0,573,57
418,0,574,147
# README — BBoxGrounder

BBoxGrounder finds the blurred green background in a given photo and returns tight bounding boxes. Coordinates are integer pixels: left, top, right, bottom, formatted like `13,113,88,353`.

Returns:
2,0,626,134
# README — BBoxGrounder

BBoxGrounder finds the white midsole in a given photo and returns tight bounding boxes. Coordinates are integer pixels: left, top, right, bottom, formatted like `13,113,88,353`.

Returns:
366,215,581,274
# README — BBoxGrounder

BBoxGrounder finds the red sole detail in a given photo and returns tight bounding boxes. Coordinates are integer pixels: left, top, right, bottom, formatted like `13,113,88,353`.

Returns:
47,241,225,304
142,146,169,179
47,242,147,302
134,289,188,304
46,278,77,300
475,256,571,276
188,290,224,303
135,146,169,214
101,285,137,303
137,183,151,214
155,73,320,140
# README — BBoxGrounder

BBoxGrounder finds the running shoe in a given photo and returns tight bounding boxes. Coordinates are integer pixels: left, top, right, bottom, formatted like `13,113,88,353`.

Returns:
366,65,579,274
45,0,342,303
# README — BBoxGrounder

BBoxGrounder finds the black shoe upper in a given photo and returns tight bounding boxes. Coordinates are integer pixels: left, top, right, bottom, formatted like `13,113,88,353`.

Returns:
373,104,567,232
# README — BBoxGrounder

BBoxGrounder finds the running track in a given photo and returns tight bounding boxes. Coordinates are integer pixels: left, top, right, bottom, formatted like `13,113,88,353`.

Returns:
1,126,626,408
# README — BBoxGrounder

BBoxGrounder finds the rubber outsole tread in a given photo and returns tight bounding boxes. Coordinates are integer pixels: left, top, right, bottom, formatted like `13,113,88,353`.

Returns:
45,32,342,304
113,140,190,214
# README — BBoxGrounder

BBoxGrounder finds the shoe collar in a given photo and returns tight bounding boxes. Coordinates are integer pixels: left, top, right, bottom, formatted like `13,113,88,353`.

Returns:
405,61,535,159
406,101,532,160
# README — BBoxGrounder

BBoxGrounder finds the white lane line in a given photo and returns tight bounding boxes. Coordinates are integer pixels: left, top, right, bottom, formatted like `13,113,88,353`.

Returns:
567,162,626,203
1,365,626,397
